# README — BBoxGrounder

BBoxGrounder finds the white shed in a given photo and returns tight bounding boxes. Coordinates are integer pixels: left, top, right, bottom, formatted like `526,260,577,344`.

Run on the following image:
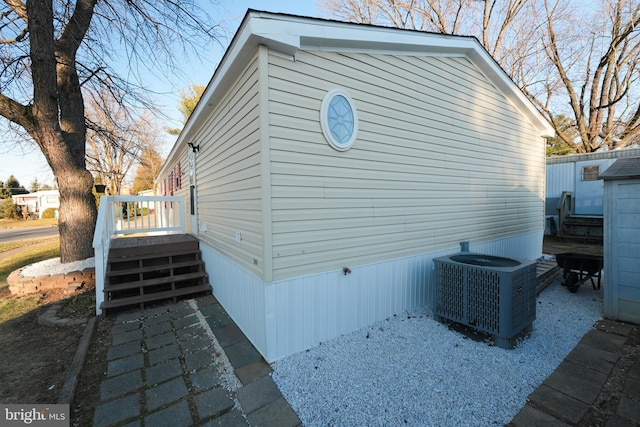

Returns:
601,158,640,324
158,10,554,362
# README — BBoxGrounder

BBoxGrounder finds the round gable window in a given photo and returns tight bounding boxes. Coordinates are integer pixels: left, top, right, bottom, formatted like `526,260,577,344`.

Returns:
321,89,358,151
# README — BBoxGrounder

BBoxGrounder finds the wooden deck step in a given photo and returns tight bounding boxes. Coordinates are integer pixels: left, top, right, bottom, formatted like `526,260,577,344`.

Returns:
104,271,208,293
108,247,202,263
101,284,212,310
101,234,211,314
108,234,200,259
107,259,204,278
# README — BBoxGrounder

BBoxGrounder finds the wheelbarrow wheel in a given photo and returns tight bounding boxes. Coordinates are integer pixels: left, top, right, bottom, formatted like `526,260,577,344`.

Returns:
564,272,580,293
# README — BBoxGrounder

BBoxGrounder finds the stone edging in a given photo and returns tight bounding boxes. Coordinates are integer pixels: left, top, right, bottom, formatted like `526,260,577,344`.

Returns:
8,267,95,296
57,317,97,405
38,302,89,327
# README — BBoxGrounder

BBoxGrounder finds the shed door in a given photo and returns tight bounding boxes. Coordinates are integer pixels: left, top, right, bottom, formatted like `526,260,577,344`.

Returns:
605,180,640,323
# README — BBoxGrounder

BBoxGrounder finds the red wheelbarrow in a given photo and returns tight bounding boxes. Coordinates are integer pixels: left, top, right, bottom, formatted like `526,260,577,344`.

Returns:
555,253,603,293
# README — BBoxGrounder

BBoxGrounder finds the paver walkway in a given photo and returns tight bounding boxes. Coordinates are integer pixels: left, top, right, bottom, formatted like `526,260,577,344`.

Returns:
510,319,640,426
93,295,301,427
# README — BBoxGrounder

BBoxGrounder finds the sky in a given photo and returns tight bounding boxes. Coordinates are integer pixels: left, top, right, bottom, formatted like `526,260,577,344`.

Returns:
0,0,320,189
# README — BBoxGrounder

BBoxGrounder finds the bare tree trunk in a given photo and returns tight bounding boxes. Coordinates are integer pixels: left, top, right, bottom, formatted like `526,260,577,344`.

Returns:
48,152,97,263
28,0,97,263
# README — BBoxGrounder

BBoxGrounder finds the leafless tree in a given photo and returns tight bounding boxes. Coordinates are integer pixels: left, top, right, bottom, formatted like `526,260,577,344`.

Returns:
85,91,162,195
131,146,165,194
320,1,530,66
526,0,640,152
0,0,220,262
320,0,640,153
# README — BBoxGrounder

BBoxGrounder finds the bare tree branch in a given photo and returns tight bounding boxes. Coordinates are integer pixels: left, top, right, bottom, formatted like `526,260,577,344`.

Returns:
0,0,222,261
320,0,640,153
0,92,32,130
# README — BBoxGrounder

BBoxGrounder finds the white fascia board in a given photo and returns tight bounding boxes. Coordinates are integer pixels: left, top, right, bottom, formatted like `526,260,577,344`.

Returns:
466,49,555,138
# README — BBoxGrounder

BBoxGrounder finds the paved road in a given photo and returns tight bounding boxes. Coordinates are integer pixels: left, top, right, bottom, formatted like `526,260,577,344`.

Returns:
0,226,59,243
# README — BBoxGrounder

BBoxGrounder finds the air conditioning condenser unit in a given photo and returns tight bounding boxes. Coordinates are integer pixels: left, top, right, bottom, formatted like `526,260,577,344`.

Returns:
433,253,537,349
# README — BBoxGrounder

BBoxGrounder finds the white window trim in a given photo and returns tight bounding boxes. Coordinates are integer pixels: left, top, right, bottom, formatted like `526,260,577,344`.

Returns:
320,89,358,151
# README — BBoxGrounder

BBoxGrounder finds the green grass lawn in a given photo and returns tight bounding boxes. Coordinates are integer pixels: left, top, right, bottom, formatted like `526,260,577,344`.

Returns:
0,218,58,228
0,240,60,285
0,239,60,320
0,217,60,285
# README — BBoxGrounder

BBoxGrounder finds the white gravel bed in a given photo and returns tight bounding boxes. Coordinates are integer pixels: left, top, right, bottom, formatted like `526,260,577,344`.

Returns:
272,282,603,426
20,257,95,277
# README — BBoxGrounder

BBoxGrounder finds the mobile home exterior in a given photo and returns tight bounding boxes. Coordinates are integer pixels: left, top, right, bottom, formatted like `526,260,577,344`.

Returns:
158,11,554,362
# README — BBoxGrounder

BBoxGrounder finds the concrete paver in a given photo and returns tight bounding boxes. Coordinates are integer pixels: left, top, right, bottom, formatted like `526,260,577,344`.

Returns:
616,397,640,424
527,384,590,424
236,375,282,414
544,360,608,404
145,359,183,385
145,377,189,411
145,331,175,350
193,387,235,421
148,343,181,365
111,320,140,334
511,405,571,427
106,353,144,377
224,341,263,369
143,320,173,337
565,342,617,374
184,348,218,371
201,409,248,426
100,370,143,401
189,367,222,392
93,393,141,427
107,339,141,361
510,319,640,426
246,397,302,427
143,400,193,427
111,329,142,346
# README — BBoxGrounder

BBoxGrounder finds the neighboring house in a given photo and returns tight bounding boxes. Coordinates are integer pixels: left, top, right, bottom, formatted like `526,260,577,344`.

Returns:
157,10,554,362
601,158,640,324
12,190,60,219
545,147,640,236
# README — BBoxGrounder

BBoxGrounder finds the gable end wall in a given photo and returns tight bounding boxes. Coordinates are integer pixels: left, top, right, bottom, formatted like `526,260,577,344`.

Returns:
268,50,545,281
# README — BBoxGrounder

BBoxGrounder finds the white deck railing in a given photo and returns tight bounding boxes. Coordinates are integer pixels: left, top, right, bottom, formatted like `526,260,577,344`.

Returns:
92,195,187,315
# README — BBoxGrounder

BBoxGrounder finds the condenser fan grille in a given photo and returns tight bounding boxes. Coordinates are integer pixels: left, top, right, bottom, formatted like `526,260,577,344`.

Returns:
434,253,537,349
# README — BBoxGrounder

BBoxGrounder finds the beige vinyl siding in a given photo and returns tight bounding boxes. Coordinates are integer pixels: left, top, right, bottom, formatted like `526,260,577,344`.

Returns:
268,50,545,280
194,51,264,278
